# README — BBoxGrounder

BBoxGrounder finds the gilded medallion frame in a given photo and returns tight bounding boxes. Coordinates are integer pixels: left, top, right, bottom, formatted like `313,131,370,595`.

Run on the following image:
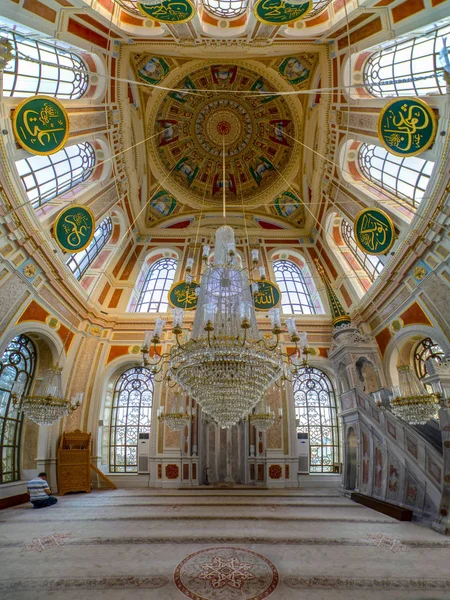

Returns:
12,95,70,156
353,207,396,256
53,203,96,253
377,96,438,158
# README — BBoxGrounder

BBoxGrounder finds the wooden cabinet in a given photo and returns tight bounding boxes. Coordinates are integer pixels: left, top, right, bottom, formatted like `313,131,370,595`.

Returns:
57,429,92,496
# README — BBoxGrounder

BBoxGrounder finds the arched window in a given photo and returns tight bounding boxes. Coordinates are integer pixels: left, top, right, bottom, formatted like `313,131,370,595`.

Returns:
135,258,177,313
2,29,89,99
358,143,434,209
341,219,384,281
109,367,153,473
364,23,450,97
273,259,316,314
15,142,96,209
293,366,339,473
414,337,444,381
307,0,332,19
66,217,112,280
112,0,141,15
202,0,248,18
0,335,36,484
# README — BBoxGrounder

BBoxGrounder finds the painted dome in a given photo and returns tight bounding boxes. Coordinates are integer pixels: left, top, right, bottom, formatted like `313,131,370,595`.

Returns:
148,64,300,208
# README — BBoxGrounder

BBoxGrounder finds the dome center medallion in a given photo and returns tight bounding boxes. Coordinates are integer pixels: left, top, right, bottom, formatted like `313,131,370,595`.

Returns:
217,120,231,135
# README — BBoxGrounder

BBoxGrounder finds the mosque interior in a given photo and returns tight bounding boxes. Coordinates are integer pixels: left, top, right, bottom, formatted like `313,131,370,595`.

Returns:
0,0,450,597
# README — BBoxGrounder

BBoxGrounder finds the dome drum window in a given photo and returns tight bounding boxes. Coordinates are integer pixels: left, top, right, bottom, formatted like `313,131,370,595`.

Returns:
66,217,112,280
15,142,96,209
135,257,177,314
2,29,89,99
341,219,384,281
273,259,317,315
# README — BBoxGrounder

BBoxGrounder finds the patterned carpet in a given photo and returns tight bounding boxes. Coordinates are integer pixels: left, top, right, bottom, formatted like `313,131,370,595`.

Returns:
1,488,449,599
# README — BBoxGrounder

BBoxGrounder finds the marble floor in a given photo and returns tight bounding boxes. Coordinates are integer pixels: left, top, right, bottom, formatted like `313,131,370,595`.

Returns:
1,487,450,600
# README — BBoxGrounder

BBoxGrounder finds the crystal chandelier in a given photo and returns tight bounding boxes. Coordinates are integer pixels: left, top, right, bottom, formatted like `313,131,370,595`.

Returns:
12,364,82,426
249,400,283,431
390,365,440,425
141,225,314,428
158,390,194,431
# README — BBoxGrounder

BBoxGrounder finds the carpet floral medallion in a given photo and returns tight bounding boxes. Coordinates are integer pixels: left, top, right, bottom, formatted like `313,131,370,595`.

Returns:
174,546,279,600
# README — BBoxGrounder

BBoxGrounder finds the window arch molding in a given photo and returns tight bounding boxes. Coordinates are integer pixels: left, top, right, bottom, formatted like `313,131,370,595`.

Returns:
128,248,181,313
382,326,449,390
201,0,248,19
323,210,377,298
0,334,36,483
268,249,325,315
292,365,339,473
338,138,433,221
108,365,155,473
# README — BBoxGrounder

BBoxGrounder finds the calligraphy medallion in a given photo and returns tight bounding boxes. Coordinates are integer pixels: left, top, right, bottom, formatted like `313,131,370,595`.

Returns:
12,96,69,156
138,0,195,23
53,204,95,253
254,0,312,25
168,280,200,310
377,97,437,157
354,208,395,255
252,280,281,311
174,546,279,600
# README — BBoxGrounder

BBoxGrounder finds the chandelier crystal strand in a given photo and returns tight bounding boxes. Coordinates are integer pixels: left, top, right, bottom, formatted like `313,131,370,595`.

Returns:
390,365,440,425
12,365,82,426
167,225,285,428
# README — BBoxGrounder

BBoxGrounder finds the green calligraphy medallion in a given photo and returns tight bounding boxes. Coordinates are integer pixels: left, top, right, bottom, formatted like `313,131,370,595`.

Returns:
138,0,195,23
12,96,69,156
254,0,312,25
53,204,95,253
168,280,200,310
252,280,281,311
377,97,437,157
354,208,395,255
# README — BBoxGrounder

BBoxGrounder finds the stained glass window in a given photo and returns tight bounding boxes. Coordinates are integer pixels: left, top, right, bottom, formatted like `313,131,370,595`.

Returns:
135,258,177,313
341,219,384,281
202,0,248,18
15,142,96,210
273,259,316,314
66,217,112,280
358,143,434,209
293,366,339,473
364,23,450,97
0,335,36,484
2,29,89,99
414,337,444,381
109,367,153,473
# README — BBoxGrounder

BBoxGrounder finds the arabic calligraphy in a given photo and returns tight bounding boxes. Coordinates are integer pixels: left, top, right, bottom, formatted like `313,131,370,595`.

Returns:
138,0,195,23
252,281,281,311
12,96,69,155
169,281,200,310
254,0,311,24
378,98,437,157
54,205,95,253
354,208,395,255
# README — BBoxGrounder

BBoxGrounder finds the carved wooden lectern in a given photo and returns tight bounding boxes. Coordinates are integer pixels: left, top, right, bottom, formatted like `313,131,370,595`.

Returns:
57,429,92,495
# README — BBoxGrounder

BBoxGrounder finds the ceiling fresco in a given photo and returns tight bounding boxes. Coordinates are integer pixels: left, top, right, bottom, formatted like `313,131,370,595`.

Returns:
146,63,301,209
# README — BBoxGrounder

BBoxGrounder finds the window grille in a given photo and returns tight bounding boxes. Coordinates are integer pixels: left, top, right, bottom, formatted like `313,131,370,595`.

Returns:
135,258,177,313
341,219,384,281
273,259,316,314
293,366,339,473
0,335,36,484
66,217,112,280
358,143,434,209
414,337,444,381
307,0,332,19
202,0,248,18
363,23,450,97
15,142,96,209
109,367,153,473
2,29,89,99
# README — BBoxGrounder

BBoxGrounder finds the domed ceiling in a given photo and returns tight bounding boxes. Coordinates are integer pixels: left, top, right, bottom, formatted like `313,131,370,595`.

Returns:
147,63,301,209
